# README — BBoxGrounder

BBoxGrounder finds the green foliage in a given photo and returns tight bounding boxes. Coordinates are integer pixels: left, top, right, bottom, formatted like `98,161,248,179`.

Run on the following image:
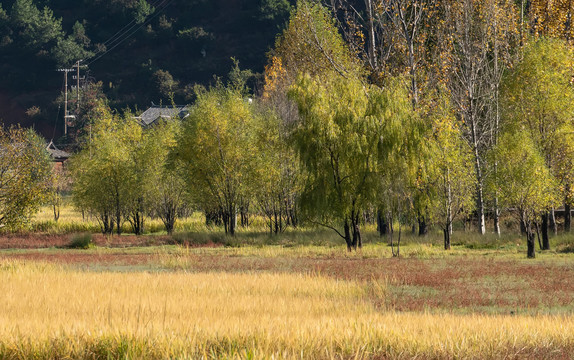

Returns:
259,0,292,23
0,126,52,231
67,232,93,249
10,0,63,50
227,58,255,95
70,104,142,235
152,70,179,102
289,73,416,249
51,36,93,67
425,94,476,247
71,106,186,236
375,77,425,226
133,0,154,24
250,103,300,234
145,120,188,235
501,38,574,201
491,130,558,225
172,84,255,235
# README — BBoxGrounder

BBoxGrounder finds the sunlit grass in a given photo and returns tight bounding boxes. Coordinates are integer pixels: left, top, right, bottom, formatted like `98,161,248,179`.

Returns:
1,260,574,359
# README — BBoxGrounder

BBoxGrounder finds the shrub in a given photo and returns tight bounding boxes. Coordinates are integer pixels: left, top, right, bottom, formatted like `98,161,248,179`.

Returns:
67,233,94,249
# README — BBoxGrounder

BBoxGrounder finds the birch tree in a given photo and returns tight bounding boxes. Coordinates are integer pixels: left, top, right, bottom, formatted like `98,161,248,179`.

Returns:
441,0,519,235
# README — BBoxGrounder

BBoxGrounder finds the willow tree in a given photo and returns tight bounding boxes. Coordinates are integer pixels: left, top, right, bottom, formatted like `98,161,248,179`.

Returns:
289,73,415,251
501,38,574,246
172,85,254,236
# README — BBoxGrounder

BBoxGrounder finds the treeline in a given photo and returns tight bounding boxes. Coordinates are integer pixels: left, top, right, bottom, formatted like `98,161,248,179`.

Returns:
2,0,574,258
60,0,574,259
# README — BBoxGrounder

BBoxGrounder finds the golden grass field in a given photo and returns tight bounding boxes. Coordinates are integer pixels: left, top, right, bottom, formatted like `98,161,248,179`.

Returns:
1,204,573,358
1,259,574,359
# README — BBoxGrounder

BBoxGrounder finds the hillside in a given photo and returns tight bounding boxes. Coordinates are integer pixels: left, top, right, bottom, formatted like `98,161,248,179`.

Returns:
0,0,293,138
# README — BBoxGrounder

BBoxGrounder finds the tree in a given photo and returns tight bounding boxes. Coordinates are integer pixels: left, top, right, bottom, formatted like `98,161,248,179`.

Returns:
147,120,188,235
71,105,141,235
10,0,63,50
375,78,425,255
440,0,519,235
153,70,179,103
491,130,557,258
46,162,71,222
501,38,574,247
251,104,300,234
271,0,364,84
427,96,476,249
289,73,415,251
0,126,51,231
172,85,254,236
529,0,574,42
133,0,155,24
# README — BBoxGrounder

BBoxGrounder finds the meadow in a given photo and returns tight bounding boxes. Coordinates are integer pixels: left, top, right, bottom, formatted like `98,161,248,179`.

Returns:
1,205,574,358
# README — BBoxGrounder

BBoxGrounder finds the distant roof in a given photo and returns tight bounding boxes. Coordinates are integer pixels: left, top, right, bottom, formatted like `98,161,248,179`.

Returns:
46,140,71,162
135,105,189,127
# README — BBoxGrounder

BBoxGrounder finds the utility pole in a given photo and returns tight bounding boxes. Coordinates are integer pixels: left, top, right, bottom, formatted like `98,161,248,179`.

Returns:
76,60,81,112
57,68,73,135
58,61,83,136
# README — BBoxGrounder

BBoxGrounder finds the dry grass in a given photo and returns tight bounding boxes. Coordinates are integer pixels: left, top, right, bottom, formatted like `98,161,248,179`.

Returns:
1,260,574,359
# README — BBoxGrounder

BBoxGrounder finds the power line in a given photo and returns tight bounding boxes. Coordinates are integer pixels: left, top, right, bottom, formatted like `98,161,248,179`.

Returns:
100,0,167,47
86,0,174,66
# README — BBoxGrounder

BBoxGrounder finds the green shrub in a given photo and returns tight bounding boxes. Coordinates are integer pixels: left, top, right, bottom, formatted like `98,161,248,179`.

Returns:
67,233,94,249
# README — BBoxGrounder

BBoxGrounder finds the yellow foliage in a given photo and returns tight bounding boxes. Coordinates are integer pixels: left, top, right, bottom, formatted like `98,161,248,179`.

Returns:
263,56,287,99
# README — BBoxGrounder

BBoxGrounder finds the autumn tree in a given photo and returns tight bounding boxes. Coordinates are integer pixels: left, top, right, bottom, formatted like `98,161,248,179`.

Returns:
147,120,188,235
71,105,141,235
501,38,574,247
440,0,519,235
491,130,557,258
375,78,425,255
529,0,574,42
268,0,364,87
0,126,51,231
172,84,255,236
289,73,415,251
251,105,300,234
426,97,476,249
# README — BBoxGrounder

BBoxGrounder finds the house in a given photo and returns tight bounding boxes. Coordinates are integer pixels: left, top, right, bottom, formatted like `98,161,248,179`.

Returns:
46,140,70,171
134,104,189,127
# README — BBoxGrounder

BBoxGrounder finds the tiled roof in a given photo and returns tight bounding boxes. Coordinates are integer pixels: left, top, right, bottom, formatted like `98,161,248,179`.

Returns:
136,105,188,126
46,141,70,161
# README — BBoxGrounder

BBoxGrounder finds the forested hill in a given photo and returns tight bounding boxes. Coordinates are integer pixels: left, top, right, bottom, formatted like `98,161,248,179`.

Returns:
0,0,293,137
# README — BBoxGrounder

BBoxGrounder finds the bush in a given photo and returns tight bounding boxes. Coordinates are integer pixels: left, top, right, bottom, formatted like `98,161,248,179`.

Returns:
67,233,94,249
